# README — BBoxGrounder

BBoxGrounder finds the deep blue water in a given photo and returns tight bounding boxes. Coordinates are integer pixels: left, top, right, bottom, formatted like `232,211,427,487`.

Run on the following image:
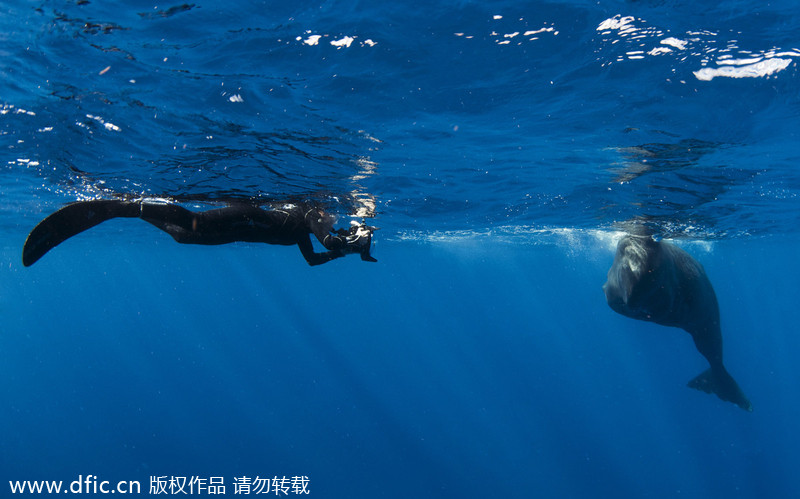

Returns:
2,1,800,497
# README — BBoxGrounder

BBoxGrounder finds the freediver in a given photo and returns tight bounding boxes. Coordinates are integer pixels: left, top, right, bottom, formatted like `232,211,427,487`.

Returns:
22,198,377,267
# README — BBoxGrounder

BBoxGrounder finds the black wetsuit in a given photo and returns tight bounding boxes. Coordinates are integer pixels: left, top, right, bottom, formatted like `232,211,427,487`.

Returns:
22,199,376,267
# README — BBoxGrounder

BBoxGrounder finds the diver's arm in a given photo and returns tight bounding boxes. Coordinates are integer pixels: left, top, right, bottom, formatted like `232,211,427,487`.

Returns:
302,208,348,250
296,233,345,266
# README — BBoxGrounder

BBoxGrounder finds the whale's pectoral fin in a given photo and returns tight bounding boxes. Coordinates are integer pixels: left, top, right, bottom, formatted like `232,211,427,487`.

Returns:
22,200,140,266
688,367,753,412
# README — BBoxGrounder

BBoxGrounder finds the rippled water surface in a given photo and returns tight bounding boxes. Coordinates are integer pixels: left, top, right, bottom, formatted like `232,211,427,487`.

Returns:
3,0,799,238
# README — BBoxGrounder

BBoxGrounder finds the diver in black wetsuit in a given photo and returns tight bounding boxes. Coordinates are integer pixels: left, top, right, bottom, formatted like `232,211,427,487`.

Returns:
22,198,377,267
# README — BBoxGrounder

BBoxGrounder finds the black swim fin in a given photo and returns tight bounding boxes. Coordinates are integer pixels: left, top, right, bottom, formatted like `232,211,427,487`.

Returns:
22,200,140,266
688,367,753,412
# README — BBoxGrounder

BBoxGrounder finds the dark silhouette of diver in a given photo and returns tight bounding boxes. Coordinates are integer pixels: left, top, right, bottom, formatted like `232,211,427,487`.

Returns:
22,198,377,267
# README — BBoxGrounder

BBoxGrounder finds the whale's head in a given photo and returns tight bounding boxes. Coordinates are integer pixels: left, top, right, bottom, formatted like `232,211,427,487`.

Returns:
603,235,659,315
